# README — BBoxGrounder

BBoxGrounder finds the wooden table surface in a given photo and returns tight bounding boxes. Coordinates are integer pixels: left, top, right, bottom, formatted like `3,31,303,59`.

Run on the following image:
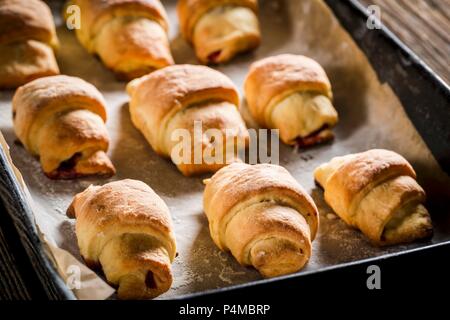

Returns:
360,0,450,84
0,0,449,300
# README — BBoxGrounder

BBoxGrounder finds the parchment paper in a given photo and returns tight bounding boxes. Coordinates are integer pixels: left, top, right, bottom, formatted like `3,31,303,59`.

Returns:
0,0,449,299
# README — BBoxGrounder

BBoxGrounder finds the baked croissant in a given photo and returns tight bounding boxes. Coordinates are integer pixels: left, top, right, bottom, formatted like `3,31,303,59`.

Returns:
12,75,115,179
314,149,433,246
127,64,249,176
65,0,174,80
177,0,261,64
203,163,319,277
0,0,59,89
244,54,338,146
67,179,177,300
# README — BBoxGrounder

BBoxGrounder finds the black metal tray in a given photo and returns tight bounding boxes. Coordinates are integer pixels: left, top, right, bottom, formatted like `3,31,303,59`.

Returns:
0,0,449,300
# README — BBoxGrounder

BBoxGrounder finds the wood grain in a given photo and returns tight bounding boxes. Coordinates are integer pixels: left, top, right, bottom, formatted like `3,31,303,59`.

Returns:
0,0,448,301
360,0,450,84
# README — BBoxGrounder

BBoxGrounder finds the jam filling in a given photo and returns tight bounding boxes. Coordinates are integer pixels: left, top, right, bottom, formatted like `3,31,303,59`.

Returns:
46,152,82,179
295,125,333,148
145,271,157,289
207,50,222,63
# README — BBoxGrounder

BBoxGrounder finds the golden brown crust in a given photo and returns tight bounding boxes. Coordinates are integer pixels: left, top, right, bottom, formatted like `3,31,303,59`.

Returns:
166,100,249,176
127,65,239,123
13,75,107,149
203,163,318,277
0,0,58,47
225,202,312,277
314,149,433,245
244,54,333,128
204,163,319,244
0,40,59,89
0,0,59,88
356,175,427,243
317,149,416,224
69,0,169,49
127,64,248,176
37,110,114,179
68,0,172,79
178,0,260,64
12,75,115,178
67,179,176,299
177,0,258,41
94,17,173,81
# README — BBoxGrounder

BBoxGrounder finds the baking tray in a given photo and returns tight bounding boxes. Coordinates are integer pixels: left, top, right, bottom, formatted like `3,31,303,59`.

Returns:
0,0,449,300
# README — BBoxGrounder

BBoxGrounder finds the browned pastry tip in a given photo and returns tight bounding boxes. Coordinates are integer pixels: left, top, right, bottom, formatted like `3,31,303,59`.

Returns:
12,75,115,179
127,64,249,176
67,0,173,80
0,0,58,48
177,0,258,41
177,0,260,64
314,149,433,246
0,0,59,88
244,54,338,146
68,179,177,299
203,163,319,277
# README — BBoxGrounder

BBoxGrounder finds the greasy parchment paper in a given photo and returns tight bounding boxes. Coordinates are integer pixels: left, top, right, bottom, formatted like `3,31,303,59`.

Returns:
1,0,450,299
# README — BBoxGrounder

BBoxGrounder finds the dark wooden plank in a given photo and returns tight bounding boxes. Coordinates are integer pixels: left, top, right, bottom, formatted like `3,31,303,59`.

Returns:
360,0,450,84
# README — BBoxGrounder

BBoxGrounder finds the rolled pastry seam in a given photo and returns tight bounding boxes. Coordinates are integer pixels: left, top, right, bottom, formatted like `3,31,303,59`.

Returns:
67,179,177,299
127,64,249,176
12,75,115,179
203,163,319,277
244,54,338,146
270,92,338,146
225,202,312,277
314,149,433,246
99,233,172,300
0,40,59,89
93,15,173,80
67,0,173,80
0,0,59,88
164,100,249,176
177,0,260,64
193,5,261,64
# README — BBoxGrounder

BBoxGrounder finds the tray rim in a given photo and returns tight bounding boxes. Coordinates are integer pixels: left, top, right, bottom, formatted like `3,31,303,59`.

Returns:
0,0,449,300
176,239,450,300
346,0,450,91
329,0,450,174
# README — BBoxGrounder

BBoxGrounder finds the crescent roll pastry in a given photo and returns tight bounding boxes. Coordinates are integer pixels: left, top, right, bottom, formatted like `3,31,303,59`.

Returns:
314,149,433,246
12,75,115,179
244,54,338,146
66,0,174,80
0,0,59,89
177,0,261,64
67,179,177,300
127,64,249,176
203,163,319,277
